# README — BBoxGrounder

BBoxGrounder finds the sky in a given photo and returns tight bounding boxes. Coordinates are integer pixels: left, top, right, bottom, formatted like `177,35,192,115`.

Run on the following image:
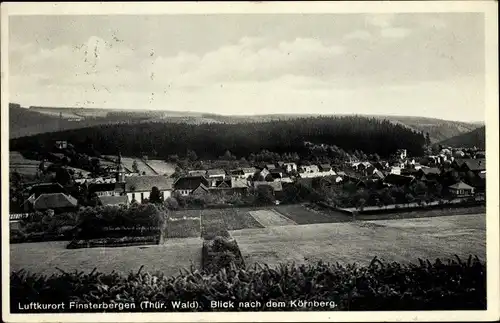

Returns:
9,13,485,122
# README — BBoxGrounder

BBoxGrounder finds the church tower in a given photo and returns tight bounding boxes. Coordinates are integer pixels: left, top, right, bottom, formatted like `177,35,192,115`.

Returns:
115,152,126,183
114,152,126,195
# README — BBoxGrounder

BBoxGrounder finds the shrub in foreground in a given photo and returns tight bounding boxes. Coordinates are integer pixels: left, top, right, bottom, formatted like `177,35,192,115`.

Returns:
11,255,485,312
202,235,245,273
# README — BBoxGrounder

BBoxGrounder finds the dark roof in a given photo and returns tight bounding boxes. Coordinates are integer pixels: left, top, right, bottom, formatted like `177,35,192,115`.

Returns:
265,164,276,170
206,169,226,176
449,181,474,190
270,168,285,174
319,164,332,171
125,176,174,192
384,174,414,186
462,159,486,172
270,172,282,179
27,183,65,197
420,167,440,175
192,183,210,194
33,193,78,210
174,176,209,190
98,195,129,206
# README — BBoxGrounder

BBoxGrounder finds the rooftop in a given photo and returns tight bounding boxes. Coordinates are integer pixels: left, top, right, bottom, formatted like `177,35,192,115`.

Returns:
125,175,174,192
32,193,78,210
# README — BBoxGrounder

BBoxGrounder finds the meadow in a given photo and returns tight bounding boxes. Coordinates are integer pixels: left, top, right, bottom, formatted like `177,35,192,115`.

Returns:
10,204,485,276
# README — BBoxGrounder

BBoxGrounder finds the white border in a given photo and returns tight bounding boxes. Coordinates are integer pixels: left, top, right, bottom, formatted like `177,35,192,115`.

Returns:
1,2,499,322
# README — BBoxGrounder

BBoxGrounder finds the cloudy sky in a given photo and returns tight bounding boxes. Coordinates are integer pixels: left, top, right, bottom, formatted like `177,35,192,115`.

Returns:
9,13,485,121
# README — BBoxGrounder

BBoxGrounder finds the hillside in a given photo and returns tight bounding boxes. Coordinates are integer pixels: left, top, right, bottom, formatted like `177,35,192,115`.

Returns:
8,104,480,143
437,126,486,149
205,114,481,143
375,115,481,143
10,116,426,159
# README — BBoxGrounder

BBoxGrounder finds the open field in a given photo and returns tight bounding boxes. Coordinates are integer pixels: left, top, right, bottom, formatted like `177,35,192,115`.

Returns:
10,152,46,177
10,213,485,275
10,238,203,277
137,159,158,175
275,204,350,224
144,159,176,176
169,208,264,239
120,157,139,173
249,209,296,227
231,213,486,268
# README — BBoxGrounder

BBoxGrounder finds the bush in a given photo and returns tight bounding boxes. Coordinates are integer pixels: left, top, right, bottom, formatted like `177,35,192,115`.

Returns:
10,255,485,312
202,235,245,273
67,236,159,249
76,204,166,239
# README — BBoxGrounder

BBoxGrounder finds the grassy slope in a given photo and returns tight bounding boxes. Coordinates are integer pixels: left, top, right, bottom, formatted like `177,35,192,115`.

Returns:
437,126,486,149
10,213,485,275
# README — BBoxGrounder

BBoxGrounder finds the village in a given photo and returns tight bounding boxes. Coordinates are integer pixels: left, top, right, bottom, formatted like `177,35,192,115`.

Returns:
9,139,486,220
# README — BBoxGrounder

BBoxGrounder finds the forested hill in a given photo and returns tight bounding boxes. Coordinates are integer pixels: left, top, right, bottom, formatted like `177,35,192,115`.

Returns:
10,116,426,159
437,126,485,149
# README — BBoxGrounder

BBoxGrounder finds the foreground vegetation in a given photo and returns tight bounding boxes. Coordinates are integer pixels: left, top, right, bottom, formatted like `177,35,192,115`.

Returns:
11,255,485,312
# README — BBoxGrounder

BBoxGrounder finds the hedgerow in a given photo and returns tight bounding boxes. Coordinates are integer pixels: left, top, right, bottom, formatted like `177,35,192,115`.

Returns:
10,255,485,312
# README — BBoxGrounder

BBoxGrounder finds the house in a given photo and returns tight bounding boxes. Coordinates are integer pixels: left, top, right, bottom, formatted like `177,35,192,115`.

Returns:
283,162,297,173
122,175,174,203
98,195,129,207
229,169,246,179
390,166,402,175
270,168,285,178
206,169,226,178
208,176,232,189
88,183,116,197
188,170,207,177
383,174,415,187
230,178,251,194
25,183,66,198
467,172,486,193
336,171,347,178
174,176,210,196
396,149,407,160
192,184,210,195
460,159,486,173
400,168,419,176
373,161,390,170
242,167,257,178
416,167,440,181
55,140,68,149
448,181,475,197
24,193,78,213
372,170,385,180
300,165,319,173
254,168,271,180
265,164,276,170
475,151,486,159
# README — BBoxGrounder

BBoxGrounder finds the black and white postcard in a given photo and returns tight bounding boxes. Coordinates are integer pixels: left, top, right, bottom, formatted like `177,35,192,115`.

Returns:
1,1,499,322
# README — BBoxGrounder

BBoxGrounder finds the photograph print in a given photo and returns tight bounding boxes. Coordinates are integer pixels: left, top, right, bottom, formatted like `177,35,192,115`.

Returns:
2,2,498,322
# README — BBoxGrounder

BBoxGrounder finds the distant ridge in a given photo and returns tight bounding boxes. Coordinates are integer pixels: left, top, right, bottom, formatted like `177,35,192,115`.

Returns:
9,103,481,142
437,126,486,149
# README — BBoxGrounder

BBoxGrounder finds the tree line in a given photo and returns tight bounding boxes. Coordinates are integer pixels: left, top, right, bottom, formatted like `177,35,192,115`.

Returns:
10,116,426,160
